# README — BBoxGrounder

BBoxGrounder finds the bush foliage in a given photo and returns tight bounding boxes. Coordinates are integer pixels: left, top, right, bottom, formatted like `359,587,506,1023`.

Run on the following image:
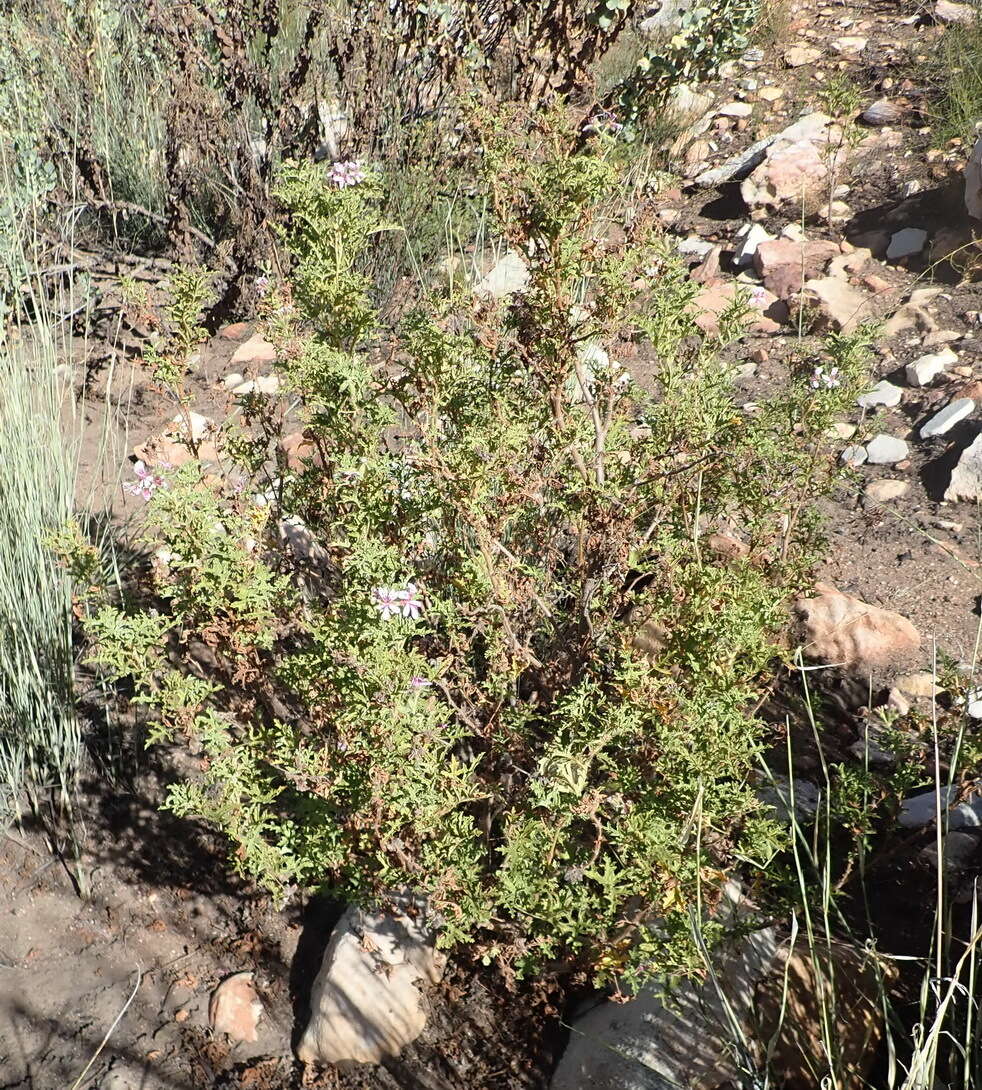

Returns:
88,107,869,986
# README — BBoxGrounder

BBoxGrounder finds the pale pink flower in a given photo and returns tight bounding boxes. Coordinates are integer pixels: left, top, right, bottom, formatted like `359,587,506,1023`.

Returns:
373,585,402,621
123,460,166,500
398,583,424,621
329,160,365,188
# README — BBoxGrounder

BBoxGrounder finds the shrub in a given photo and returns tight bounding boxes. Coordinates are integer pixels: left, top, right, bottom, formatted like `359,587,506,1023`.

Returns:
88,106,870,986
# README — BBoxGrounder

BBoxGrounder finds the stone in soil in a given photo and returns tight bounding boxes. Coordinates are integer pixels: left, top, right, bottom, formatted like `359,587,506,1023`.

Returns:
920,398,975,439
905,347,957,386
945,432,982,502
857,380,902,409
865,434,909,464
795,583,920,672
231,333,277,366
886,228,928,261
753,239,839,298
864,479,909,503
841,445,868,466
474,250,530,298
832,35,868,53
209,972,263,1043
784,45,822,66
862,99,904,126
691,280,782,335
805,276,872,334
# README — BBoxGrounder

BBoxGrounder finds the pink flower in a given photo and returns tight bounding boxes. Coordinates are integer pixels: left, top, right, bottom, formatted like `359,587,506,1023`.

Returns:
409,676,432,690
123,460,166,500
329,160,365,188
373,585,403,621
399,583,424,620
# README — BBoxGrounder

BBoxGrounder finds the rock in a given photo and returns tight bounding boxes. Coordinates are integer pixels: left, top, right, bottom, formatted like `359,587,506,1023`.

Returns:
758,85,785,102
865,434,909,464
691,280,782,335
753,239,839,298
920,830,980,872
552,929,884,1090
849,722,897,767
968,692,982,719
741,114,840,211
280,431,319,472
945,432,982,501
832,420,858,439
785,45,822,66
733,224,772,267
864,479,909,503
474,250,529,299
718,101,753,118
832,35,868,53
805,276,872,333
897,671,943,698
841,444,868,466
921,398,975,439
694,132,776,186
967,134,982,220
758,775,821,824
639,0,693,36
296,903,446,1066
906,347,957,386
678,236,715,258
668,83,715,124
883,287,943,335
886,228,928,261
936,0,977,22
133,412,220,468
231,333,277,366
219,322,251,341
232,375,281,396
209,972,263,1042
898,786,982,830
796,583,920,671
923,329,964,347
862,99,904,126
857,380,902,409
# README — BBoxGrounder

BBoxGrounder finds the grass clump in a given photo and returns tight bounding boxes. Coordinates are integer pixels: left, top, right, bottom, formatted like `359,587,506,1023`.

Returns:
87,106,871,987
0,333,80,819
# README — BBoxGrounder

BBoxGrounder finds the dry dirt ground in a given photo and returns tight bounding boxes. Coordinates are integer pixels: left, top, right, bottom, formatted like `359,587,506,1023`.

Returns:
6,0,982,1086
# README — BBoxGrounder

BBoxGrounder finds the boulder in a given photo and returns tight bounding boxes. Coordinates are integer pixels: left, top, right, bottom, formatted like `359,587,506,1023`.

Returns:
296,903,446,1066
946,432,982,502
795,583,920,671
551,929,885,1090
741,114,841,212
691,280,784,335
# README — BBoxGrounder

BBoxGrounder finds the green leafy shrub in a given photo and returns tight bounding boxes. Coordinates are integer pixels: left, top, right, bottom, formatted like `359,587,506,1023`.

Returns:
88,107,869,986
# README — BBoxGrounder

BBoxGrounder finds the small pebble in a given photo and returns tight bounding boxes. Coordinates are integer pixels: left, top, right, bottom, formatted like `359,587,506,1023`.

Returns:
841,444,868,466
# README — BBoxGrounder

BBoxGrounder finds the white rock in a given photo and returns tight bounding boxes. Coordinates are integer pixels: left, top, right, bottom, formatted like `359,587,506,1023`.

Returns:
946,432,982,501
832,35,868,53
936,0,977,22
677,236,715,258
733,223,773,267
209,972,263,1042
233,374,281,396
857,380,902,409
899,787,982,830
718,101,753,118
231,333,277,366
865,434,909,464
474,250,530,299
841,444,868,466
886,228,928,260
551,928,783,1090
906,347,957,386
668,83,715,124
223,372,245,389
296,903,446,1066
920,398,975,439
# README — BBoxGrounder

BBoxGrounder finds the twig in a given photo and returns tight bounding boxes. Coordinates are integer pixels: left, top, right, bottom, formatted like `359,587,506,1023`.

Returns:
64,199,218,252
70,966,143,1090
